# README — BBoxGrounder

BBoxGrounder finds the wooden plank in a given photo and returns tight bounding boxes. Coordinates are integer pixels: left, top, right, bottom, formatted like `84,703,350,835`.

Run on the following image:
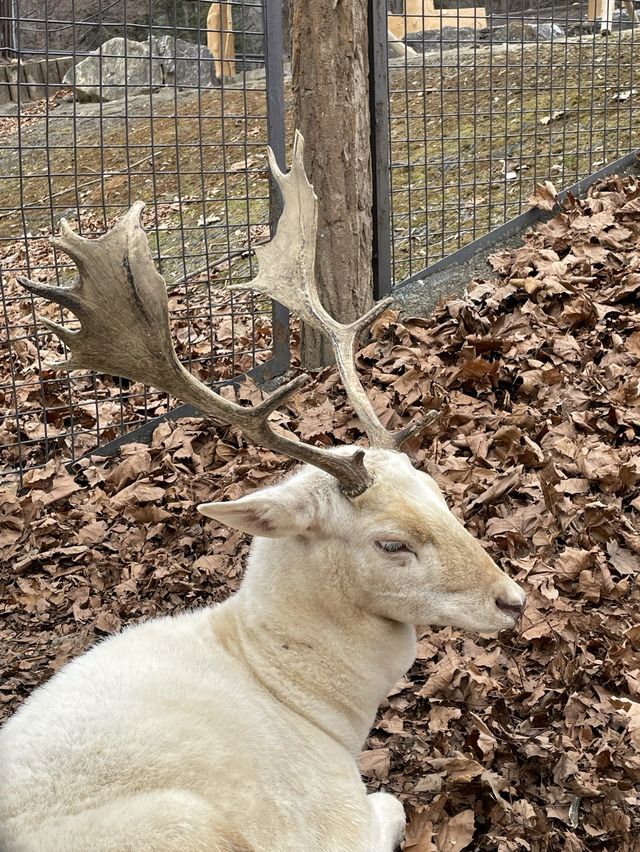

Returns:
17,64,31,103
388,15,406,38
207,2,236,79
38,59,51,95
50,60,62,85
40,57,59,95
56,56,74,81
587,0,615,27
587,0,601,19
623,0,639,22
427,8,486,29
389,0,486,37
6,63,18,102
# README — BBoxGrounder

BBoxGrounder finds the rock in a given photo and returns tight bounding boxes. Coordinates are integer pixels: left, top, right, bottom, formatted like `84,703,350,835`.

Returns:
231,1,265,72
151,36,217,89
63,38,163,102
404,27,478,53
64,36,218,102
535,22,566,40
481,21,565,42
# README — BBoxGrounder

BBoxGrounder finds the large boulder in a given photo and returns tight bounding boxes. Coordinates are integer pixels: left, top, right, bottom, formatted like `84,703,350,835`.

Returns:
536,22,567,40
63,38,163,101
152,36,217,89
404,27,478,52
480,21,565,42
64,36,218,102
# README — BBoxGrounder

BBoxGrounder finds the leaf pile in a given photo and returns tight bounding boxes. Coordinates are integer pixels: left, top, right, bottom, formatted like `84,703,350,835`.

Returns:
1,173,640,851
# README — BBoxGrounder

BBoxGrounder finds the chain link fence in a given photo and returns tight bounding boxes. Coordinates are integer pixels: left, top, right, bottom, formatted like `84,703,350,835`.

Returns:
385,0,639,282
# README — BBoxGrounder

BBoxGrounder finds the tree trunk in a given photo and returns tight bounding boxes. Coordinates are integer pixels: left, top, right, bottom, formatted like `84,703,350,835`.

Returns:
290,0,373,369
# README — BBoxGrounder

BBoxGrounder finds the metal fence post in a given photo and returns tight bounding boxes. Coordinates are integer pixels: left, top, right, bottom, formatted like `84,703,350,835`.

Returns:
368,0,392,299
263,0,290,377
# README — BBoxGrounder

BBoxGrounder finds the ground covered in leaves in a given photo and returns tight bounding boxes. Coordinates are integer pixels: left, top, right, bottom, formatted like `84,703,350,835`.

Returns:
1,174,640,851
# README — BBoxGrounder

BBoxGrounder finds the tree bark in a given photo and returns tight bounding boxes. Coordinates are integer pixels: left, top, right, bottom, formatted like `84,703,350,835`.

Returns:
290,0,373,369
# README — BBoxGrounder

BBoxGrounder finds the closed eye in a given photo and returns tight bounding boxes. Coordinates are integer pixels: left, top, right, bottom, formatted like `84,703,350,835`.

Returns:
376,540,414,555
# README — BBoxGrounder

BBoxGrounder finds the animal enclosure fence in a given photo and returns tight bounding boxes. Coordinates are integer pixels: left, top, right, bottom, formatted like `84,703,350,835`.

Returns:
0,0,289,481
1,0,639,481
383,0,640,284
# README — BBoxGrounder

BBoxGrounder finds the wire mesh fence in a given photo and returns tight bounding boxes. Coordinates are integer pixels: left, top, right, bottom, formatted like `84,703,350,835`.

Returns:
385,0,639,282
0,0,288,482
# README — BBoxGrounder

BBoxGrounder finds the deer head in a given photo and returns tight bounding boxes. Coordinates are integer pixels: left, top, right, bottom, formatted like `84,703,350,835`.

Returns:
18,131,524,633
199,447,524,632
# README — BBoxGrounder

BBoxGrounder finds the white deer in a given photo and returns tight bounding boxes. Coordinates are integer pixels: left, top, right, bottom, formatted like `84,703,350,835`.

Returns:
0,133,525,852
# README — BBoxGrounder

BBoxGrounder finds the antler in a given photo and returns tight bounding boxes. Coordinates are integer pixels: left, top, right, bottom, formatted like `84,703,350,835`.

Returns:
236,130,434,450
17,203,372,496
18,132,433,497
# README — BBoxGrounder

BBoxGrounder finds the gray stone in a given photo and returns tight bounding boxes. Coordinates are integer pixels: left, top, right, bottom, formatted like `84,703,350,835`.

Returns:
404,27,478,52
534,22,566,39
64,36,218,102
63,37,163,101
482,21,565,42
151,36,217,89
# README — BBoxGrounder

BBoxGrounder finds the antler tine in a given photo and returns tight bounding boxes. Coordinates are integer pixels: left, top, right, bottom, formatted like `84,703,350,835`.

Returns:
17,202,373,497
233,130,429,450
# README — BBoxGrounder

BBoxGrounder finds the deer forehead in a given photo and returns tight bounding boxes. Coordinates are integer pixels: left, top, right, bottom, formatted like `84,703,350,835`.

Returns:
355,479,454,545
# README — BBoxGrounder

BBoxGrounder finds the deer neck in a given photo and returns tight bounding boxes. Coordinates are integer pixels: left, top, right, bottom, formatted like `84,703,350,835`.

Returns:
212,536,417,755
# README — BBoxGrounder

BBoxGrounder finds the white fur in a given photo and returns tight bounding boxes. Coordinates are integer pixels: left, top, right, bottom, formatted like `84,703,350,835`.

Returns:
0,449,525,851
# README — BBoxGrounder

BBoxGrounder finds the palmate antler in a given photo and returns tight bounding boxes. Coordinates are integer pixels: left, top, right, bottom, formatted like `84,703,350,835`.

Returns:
231,132,435,451
18,131,434,497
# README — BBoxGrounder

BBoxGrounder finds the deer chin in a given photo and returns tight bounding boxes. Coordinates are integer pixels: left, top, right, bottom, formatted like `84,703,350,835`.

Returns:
428,610,519,634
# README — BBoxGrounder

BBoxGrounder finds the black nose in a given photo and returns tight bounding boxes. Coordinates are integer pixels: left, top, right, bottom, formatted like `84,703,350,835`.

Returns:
495,597,525,619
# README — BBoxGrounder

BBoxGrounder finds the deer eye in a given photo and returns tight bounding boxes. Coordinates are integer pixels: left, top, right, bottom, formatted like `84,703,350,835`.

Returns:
376,540,413,555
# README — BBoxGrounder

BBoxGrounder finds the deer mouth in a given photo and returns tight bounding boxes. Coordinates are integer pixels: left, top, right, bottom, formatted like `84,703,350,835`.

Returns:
495,595,525,623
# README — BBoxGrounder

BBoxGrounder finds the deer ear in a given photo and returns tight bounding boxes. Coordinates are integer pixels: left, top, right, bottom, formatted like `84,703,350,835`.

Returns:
198,489,310,538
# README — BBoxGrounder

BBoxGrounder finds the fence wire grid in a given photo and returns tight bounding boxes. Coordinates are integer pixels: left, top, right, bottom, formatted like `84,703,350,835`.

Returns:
385,0,639,281
1,0,639,481
0,0,288,481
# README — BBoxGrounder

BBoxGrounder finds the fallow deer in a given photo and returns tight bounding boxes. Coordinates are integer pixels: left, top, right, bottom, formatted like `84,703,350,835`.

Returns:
0,132,525,852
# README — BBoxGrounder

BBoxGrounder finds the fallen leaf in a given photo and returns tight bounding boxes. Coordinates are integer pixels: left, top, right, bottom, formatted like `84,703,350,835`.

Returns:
528,180,558,210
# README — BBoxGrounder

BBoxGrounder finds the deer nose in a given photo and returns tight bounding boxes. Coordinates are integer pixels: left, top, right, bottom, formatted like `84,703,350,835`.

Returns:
495,595,525,620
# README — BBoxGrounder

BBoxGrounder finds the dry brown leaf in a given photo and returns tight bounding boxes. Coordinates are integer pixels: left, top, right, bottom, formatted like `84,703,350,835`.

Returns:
3,172,640,851
436,809,475,852
359,748,390,782
404,808,437,851
528,180,558,211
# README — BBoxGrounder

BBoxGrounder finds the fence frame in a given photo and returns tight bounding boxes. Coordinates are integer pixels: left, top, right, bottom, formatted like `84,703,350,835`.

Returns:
84,0,291,460
397,147,640,291
2,0,640,477
369,0,393,299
